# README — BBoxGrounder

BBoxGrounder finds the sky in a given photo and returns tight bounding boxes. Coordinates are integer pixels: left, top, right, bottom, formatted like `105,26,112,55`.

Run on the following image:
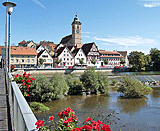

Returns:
1,0,160,55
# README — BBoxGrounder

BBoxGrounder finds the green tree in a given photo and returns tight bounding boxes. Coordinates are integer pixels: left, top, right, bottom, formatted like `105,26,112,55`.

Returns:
91,59,96,65
50,73,69,99
79,58,84,67
120,58,125,65
117,75,153,98
80,67,109,94
150,48,160,71
144,54,152,71
128,51,145,71
39,58,44,66
103,59,108,65
55,58,62,66
65,74,83,95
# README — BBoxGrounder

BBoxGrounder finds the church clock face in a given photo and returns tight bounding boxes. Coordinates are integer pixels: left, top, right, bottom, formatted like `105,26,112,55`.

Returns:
76,30,79,33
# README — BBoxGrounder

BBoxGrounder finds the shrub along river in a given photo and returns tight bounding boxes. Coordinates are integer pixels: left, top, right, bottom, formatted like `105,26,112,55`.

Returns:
35,72,160,131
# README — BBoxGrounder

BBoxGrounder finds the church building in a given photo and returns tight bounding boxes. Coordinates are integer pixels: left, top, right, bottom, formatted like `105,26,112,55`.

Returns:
60,15,83,48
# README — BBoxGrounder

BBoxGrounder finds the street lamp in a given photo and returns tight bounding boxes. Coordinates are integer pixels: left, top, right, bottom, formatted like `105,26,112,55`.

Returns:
2,2,16,73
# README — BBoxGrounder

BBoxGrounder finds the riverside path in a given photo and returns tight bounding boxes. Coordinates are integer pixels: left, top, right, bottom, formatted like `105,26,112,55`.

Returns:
0,69,9,130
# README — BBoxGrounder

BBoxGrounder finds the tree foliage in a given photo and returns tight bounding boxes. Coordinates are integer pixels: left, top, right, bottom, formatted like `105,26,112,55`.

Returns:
128,51,145,71
80,67,109,94
91,59,96,65
65,74,83,95
117,75,153,98
39,58,44,65
150,48,160,71
103,59,108,65
79,58,84,66
55,58,62,66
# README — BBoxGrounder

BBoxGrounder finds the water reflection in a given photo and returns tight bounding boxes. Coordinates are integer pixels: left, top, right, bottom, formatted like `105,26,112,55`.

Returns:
116,98,147,115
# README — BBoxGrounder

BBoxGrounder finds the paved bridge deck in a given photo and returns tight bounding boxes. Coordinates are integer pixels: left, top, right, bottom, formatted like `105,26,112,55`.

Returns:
0,69,8,131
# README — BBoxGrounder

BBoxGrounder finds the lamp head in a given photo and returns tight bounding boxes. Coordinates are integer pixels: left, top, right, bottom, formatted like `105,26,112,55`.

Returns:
2,2,16,15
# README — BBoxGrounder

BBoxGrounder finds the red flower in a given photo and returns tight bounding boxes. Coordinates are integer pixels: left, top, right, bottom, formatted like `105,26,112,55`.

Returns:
27,94,29,96
24,72,27,75
28,73,31,76
84,117,92,122
58,112,63,118
22,83,25,86
101,124,111,131
28,89,29,91
21,80,24,82
91,121,100,130
72,128,82,131
49,115,54,121
97,120,103,125
27,80,31,83
31,78,36,81
26,76,29,78
27,85,30,88
35,120,44,129
81,125,92,131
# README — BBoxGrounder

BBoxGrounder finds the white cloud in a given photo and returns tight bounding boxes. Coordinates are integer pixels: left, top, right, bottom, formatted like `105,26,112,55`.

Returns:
82,32,96,34
94,35,158,47
128,49,150,55
139,0,160,7
32,0,45,9
82,36,90,38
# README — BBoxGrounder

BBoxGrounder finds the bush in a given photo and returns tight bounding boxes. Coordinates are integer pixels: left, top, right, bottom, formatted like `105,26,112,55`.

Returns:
50,73,69,99
31,76,54,102
30,102,49,113
112,79,118,86
80,67,109,94
117,75,153,98
65,74,83,95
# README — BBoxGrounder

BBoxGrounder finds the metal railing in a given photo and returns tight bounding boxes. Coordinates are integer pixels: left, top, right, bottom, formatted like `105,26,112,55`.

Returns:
6,70,38,131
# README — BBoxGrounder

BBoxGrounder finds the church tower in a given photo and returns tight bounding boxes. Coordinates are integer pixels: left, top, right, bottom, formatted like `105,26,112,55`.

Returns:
71,15,82,48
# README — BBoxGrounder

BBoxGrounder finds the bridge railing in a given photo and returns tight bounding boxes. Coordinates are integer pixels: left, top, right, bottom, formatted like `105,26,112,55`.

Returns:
7,71,38,131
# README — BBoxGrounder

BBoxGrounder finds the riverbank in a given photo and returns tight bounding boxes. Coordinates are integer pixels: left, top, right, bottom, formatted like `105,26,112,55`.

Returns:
13,67,127,75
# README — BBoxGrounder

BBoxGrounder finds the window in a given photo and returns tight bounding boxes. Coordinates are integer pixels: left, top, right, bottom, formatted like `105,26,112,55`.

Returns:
67,63,69,65
42,55,48,58
28,56,30,58
27,59,30,62
67,58,69,61
67,54,69,56
64,58,65,60
32,56,35,58
79,54,80,56
32,59,34,63
22,59,24,62
71,63,72,65
16,55,19,58
11,55,14,58
16,59,18,63
47,59,52,62
77,58,79,60
64,54,65,56
11,59,14,63
71,58,73,61
22,55,24,58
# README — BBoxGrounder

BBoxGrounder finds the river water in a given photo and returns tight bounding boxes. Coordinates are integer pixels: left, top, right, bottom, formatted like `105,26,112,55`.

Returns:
35,87,160,131
35,71,160,131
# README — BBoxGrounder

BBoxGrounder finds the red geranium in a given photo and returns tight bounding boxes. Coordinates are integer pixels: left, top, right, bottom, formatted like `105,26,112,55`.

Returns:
35,120,44,129
27,84,30,88
21,80,24,82
49,115,54,121
22,83,25,86
84,117,92,122
101,124,111,131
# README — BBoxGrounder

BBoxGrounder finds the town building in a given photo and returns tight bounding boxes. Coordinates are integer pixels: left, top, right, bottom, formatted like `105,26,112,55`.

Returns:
99,50,123,68
117,51,129,67
37,49,53,68
10,46,37,68
18,40,37,48
53,46,74,67
60,15,83,48
82,42,101,67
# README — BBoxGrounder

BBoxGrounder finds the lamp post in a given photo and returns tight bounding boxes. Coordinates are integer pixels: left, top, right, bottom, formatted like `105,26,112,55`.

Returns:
2,2,16,73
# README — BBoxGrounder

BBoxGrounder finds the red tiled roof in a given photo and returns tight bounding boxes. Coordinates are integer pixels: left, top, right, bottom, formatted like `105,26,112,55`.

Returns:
11,46,37,55
19,40,27,44
99,50,121,55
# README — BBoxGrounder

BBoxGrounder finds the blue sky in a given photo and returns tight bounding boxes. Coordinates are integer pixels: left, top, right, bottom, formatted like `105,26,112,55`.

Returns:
1,0,160,55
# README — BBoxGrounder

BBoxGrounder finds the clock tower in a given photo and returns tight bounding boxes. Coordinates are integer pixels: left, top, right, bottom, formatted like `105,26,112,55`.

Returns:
71,15,82,47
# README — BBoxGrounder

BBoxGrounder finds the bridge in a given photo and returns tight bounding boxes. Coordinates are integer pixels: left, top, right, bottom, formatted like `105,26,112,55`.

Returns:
0,68,38,131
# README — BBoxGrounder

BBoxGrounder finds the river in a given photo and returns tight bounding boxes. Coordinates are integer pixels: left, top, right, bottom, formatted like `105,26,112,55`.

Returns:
35,88,160,131
35,71,160,131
